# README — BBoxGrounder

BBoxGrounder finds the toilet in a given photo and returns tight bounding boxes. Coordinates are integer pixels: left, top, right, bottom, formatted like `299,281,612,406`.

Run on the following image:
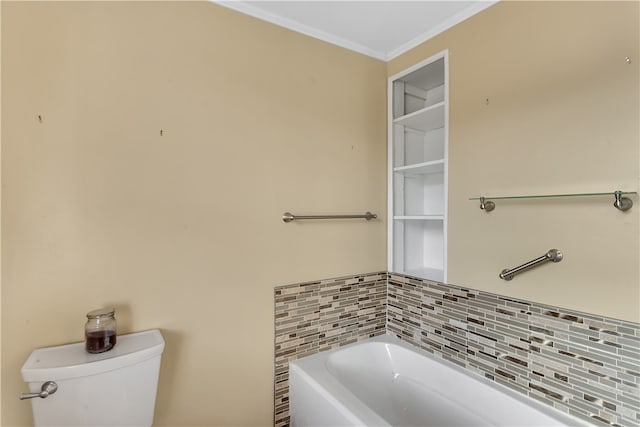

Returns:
21,329,165,426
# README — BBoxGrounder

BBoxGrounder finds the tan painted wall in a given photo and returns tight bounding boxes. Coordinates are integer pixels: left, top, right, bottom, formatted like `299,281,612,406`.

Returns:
1,2,386,425
389,1,639,322
3,0,639,425
0,1,3,422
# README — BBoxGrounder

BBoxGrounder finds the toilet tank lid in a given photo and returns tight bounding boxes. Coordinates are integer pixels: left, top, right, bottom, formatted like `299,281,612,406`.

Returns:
21,329,165,382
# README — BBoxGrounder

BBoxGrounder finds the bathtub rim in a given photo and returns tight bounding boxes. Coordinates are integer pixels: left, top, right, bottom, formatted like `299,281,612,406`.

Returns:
290,332,591,427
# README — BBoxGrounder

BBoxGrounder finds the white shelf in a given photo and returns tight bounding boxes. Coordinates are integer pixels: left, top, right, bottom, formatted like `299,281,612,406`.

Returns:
394,215,444,220
393,159,444,175
401,267,444,283
393,102,444,132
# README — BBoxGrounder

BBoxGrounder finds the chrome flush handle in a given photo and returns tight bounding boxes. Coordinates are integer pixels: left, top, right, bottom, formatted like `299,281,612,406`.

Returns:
20,381,58,400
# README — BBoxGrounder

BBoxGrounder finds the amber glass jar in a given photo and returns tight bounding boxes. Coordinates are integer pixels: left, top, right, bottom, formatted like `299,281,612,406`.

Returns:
85,308,117,354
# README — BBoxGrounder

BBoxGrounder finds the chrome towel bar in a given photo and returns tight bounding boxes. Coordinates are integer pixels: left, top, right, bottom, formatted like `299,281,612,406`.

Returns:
500,249,563,281
470,190,636,212
282,212,377,223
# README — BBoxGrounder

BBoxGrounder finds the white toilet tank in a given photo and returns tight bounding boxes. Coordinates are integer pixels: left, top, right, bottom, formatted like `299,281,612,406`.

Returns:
21,329,165,427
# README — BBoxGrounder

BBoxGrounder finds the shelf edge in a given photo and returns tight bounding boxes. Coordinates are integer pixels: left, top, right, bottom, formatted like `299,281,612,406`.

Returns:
393,101,445,124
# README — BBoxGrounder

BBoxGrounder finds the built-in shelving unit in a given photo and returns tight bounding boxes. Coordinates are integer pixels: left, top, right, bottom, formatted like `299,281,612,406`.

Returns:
388,51,448,283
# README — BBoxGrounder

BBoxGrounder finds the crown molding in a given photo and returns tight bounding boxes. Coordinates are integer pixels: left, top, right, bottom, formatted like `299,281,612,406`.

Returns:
214,1,499,62
386,1,499,61
214,1,388,60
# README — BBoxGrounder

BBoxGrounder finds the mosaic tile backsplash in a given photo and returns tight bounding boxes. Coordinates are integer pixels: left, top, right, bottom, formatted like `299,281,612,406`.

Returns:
387,273,640,427
274,272,387,426
274,272,640,427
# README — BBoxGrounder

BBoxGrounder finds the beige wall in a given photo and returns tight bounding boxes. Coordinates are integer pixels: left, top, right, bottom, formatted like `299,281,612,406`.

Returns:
3,1,639,426
389,1,639,322
1,2,386,425
0,1,3,423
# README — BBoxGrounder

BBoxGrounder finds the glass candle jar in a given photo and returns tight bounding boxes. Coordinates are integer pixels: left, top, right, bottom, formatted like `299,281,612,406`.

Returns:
85,308,117,354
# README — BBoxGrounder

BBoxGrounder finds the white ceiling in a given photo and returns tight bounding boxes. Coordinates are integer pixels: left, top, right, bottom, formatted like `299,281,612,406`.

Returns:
215,1,497,61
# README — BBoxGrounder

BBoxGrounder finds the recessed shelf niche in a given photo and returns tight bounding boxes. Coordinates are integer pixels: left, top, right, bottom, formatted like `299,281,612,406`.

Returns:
388,51,448,282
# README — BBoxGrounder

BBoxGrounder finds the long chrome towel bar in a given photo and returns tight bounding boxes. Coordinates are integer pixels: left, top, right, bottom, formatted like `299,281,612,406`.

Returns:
471,190,636,212
282,212,377,223
500,249,563,281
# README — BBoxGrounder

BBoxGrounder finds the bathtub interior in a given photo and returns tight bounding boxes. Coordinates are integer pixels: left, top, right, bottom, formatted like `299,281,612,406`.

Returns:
291,334,589,427
327,342,496,426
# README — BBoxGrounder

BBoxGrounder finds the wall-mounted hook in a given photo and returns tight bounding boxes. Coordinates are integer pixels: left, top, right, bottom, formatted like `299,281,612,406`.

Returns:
160,130,164,136
480,197,495,212
625,57,631,64
613,191,633,211
37,115,43,123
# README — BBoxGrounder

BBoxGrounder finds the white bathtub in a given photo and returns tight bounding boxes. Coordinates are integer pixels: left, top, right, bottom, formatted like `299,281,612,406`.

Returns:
289,334,588,426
